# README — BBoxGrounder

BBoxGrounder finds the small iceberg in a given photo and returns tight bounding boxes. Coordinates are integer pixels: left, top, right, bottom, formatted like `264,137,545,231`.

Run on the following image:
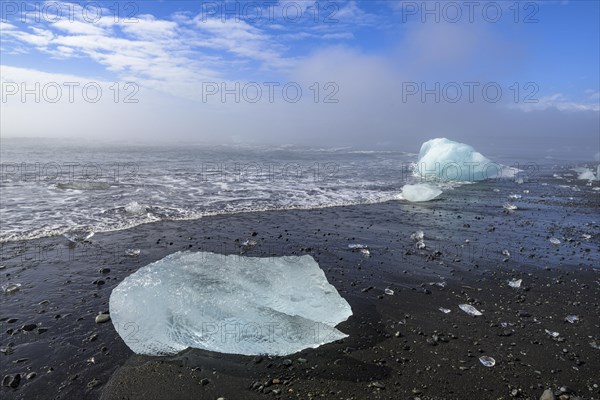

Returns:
109,252,352,356
402,184,442,202
414,138,499,181
573,167,598,181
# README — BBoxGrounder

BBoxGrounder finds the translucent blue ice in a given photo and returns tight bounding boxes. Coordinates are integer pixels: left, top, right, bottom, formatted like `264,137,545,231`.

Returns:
109,252,352,356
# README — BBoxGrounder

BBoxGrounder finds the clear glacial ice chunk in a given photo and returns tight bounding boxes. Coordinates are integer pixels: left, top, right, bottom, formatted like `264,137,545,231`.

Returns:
508,279,522,288
459,304,483,316
545,329,560,338
439,307,451,314
109,252,353,356
549,238,561,245
410,231,424,241
565,315,579,324
415,138,497,181
479,356,496,367
401,184,442,202
124,248,140,257
429,281,447,288
348,244,370,256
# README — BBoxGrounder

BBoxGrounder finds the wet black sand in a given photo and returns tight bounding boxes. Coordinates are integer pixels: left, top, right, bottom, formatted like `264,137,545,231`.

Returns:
1,173,599,400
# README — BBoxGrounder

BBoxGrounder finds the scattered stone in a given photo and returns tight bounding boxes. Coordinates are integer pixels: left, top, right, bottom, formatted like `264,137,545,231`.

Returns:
87,378,101,388
559,386,574,394
200,378,210,386
370,381,385,389
21,324,37,332
26,372,36,380
2,374,21,388
95,313,110,324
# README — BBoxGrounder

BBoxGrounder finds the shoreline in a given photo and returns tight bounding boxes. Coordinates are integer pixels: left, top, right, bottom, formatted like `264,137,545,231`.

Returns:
1,177,599,399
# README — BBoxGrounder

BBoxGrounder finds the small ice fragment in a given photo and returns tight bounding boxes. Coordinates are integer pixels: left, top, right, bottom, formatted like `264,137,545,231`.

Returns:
416,240,426,249
459,304,482,316
125,249,140,257
508,194,522,199
582,234,591,240
523,190,529,194
493,188,500,192
515,177,524,184
503,202,517,211
410,231,424,241
242,239,257,247
429,281,447,288
508,279,522,288
502,249,510,257
549,238,561,245
64,231,94,243
439,307,451,314
402,184,442,202
500,322,508,328
590,341,600,350
545,329,560,338
2,283,21,294
348,244,370,257
479,356,495,367
384,288,394,295
565,315,579,324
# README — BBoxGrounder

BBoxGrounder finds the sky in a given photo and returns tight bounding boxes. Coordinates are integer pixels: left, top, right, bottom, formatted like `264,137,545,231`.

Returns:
0,0,599,157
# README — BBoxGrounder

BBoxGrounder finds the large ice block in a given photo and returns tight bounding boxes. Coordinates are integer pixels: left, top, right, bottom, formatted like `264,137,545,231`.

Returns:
109,252,352,356
415,138,497,181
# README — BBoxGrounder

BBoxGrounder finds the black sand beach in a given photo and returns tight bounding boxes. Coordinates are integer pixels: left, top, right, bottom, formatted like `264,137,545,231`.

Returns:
1,176,599,400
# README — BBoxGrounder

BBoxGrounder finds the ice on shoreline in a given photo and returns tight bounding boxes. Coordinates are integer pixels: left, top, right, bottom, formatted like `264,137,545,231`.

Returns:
109,252,352,356
402,184,442,202
415,138,499,181
573,167,598,181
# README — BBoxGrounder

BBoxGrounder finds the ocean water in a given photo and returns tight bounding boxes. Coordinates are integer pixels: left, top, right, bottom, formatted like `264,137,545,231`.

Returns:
1,138,597,243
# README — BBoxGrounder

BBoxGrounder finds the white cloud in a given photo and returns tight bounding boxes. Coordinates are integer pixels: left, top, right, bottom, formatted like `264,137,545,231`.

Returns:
513,93,600,112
